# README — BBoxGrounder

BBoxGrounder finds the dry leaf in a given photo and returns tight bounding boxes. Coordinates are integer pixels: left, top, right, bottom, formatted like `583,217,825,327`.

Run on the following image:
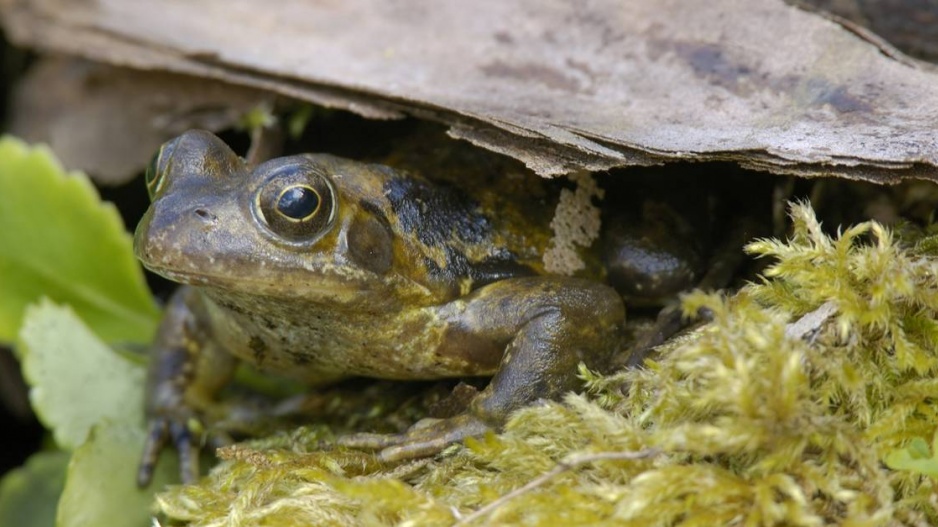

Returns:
3,0,937,182
10,57,270,184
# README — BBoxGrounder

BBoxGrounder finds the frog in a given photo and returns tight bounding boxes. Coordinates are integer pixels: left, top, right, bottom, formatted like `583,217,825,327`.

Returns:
134,129,705,486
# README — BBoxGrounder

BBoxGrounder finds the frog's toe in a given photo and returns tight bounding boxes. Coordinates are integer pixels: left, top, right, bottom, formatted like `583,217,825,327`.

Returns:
339,414,492,462
137,415,200,487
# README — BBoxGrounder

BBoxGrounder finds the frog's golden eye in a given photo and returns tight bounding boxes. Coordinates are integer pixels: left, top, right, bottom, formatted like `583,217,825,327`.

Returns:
255,164,336,244
145,137,179,200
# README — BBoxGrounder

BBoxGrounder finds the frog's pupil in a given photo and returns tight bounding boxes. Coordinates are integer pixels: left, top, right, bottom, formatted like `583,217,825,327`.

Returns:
277,186,319,220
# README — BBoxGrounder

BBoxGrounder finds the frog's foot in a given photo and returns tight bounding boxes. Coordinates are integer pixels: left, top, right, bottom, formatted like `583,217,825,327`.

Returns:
619,304,685,369
138,414,198,487
338,414,491,462
137,412,233,487
137,286,239,487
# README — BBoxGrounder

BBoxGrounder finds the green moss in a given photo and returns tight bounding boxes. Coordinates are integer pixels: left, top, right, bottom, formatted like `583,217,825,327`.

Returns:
154,203,938,526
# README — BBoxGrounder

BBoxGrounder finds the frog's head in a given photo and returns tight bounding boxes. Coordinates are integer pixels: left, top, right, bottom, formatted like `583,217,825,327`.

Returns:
135,130,430,307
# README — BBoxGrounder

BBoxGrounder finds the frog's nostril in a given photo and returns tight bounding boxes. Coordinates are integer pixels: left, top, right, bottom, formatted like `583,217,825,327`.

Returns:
194,208,217,223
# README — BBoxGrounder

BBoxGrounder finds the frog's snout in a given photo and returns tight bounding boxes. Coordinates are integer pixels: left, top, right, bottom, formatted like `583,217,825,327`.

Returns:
134,196,229,274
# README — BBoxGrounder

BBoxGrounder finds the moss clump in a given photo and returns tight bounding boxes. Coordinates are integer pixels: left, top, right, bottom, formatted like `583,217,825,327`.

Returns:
154,203,938,525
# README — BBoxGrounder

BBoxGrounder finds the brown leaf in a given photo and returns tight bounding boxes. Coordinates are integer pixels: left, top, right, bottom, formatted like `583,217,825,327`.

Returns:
9,57,270,184
800,0,938,63
3,0,938,182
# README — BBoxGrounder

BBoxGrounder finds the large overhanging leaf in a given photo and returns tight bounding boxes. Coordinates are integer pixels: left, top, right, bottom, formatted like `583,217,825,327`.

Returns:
2,0,937,182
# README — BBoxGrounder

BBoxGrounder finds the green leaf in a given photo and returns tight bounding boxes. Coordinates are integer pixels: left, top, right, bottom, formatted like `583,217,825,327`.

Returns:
907,437,931,459
57,422,178,527
239,102,277,131
884,432,938,478
19,300,146,450
0,135,159,344
287,104,316,139
0,450,70,527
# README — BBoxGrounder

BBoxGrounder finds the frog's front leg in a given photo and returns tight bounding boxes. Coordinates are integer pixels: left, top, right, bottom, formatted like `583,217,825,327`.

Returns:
137,286,237,487
341,276,624,461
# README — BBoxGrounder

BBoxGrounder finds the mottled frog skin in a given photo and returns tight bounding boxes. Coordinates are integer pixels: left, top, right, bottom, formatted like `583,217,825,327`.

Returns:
134,130,681,485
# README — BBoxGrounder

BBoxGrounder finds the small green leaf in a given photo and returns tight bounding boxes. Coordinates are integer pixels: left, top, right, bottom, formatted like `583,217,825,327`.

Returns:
0,450,70,527
239,102,277,132
19,300,146,450
908,437,931,459
57,422,178,527
885,432,938,478
0,135,159,344
287,104,316,139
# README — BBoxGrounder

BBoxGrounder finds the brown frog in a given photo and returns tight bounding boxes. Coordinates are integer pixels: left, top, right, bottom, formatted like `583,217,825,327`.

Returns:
134,130,703,486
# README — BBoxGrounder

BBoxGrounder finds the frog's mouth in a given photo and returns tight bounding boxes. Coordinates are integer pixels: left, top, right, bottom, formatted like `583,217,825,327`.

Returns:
145,264,400,306
136,247,369,301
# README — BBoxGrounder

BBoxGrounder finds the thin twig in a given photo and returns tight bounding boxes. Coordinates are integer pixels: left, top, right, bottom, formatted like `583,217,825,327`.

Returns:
453,448,661,526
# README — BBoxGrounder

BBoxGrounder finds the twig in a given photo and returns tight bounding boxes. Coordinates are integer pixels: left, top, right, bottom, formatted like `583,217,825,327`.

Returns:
245,122,284,167
453,448,661,526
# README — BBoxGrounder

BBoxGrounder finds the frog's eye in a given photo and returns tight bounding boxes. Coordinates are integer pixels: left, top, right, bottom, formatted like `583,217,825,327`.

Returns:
145,137,179,200
255,164,336,244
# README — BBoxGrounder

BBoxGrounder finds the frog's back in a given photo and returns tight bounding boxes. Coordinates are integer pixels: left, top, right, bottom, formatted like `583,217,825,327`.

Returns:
373,136,562,289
